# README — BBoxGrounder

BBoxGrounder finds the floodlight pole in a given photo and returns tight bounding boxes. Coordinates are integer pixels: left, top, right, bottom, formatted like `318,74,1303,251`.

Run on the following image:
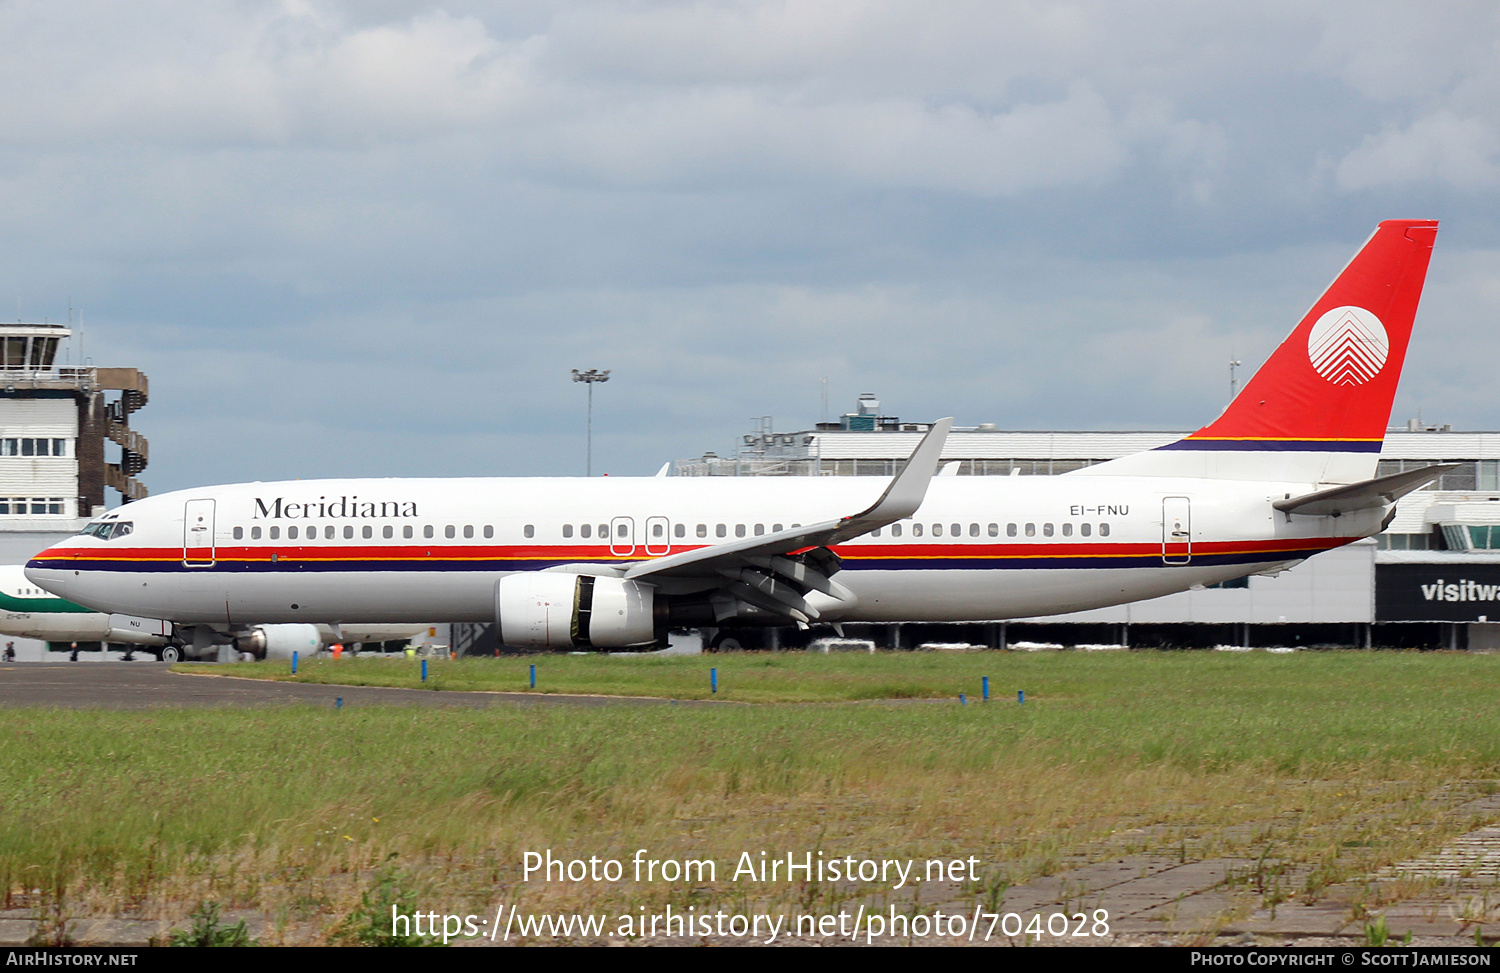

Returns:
572,368,611,476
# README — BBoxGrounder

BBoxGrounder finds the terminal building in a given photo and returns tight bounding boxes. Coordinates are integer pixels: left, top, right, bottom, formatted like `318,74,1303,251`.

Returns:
0,323,149,572
672,395,1500,651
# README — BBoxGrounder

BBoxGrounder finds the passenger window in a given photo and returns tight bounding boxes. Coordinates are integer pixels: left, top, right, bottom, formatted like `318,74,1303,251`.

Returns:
1007,523,1017,537
1100,523,1110,537
697,524,708,538
563,524,573,538
463,525,474,539
735,524,746,537
233,526,243,540
988,523,998,537
653,523,664,537
1025,523,1035,537
675,524,685,538
581,524,591,539
1062,523,1073,537
913,524,924,537
424,525,434,539
892,524,902,537
616,523,627,537
1043,523,1054,537
773,523,783,532
716,524,727,538
932,524,943,537
251,526,261,540
343,526,353,539
952,523,961,537
383,526,394,539
753,524,764,536
289,526,299,540
403,526,413,539
362,526,373,539
970,524,979,537
1081,523,1091,537
270,526,280,540
445,525,456,539
598,524,607,538
525,525,536,539
484,525,494,539
872,528,881,537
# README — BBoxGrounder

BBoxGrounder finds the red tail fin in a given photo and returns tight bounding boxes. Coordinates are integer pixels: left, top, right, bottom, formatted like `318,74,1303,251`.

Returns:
1076,220,1437,484
1187,219,1437,448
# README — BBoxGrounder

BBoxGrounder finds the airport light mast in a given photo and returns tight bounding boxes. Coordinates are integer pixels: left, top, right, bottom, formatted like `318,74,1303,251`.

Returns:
571,368,610,476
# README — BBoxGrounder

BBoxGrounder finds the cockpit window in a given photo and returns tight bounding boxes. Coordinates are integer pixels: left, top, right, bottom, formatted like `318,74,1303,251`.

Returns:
78,521,132,540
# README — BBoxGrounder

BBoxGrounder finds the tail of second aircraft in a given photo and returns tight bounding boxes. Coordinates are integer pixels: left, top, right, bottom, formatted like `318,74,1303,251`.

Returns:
1078,219,1439,484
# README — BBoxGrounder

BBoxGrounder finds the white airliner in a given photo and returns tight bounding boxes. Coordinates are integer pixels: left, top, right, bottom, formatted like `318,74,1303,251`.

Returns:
0,565,422,661
26,221,1444,655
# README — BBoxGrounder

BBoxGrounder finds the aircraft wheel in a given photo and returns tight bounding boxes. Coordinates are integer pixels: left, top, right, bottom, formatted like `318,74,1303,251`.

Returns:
709,631,743,653
159,646,182,663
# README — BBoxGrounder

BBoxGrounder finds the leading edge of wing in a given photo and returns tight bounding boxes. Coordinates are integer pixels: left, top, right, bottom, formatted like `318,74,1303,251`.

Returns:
623,418,954,581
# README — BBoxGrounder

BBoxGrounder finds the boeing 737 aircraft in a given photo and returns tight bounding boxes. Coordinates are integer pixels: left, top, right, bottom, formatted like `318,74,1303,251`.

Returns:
26,220,1444,656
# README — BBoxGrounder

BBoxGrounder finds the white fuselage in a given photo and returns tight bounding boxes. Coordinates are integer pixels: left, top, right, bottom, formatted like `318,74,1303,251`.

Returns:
24,473,1374,626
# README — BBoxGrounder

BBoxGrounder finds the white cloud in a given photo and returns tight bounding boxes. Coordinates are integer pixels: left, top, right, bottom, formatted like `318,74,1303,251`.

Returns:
1337,111,1500,191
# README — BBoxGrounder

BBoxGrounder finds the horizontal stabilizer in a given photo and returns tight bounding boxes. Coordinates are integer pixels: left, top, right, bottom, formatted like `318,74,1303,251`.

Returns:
1272,464,1456,517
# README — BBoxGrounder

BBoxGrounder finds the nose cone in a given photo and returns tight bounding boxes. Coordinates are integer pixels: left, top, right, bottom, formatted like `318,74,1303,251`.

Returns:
26,547,71,595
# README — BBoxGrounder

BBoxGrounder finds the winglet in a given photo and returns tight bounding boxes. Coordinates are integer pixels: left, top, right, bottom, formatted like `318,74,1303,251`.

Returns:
835,417,953,535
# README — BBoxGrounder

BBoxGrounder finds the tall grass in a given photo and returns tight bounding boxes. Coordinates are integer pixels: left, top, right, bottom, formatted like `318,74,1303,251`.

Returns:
8,651,1500,939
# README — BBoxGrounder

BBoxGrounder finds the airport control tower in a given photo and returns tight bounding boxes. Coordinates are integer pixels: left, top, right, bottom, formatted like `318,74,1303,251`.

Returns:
0,322,148,563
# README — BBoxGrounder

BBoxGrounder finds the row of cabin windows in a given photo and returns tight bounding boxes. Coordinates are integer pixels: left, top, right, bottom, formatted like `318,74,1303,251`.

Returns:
552,521,1113,540
226,520,1112,543
563,522,796,539
232,524,506,541
869,522,1111,538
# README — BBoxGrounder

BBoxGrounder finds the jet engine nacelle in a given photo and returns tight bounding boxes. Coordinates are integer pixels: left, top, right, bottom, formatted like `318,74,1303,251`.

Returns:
497,573,658,649
237,623,323,660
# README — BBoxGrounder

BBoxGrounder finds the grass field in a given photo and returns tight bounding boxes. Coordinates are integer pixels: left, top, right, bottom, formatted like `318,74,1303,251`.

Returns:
7,650,1500,942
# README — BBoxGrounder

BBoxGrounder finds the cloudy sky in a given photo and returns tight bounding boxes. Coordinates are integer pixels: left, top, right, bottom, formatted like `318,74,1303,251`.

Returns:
2,0,1497,491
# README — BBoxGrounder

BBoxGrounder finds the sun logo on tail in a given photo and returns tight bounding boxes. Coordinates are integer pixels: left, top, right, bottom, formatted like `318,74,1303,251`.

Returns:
1306,306,1389,386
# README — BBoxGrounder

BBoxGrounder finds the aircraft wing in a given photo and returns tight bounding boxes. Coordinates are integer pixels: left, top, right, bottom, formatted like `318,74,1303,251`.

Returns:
1272,464,1458,518
612,418,953,626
